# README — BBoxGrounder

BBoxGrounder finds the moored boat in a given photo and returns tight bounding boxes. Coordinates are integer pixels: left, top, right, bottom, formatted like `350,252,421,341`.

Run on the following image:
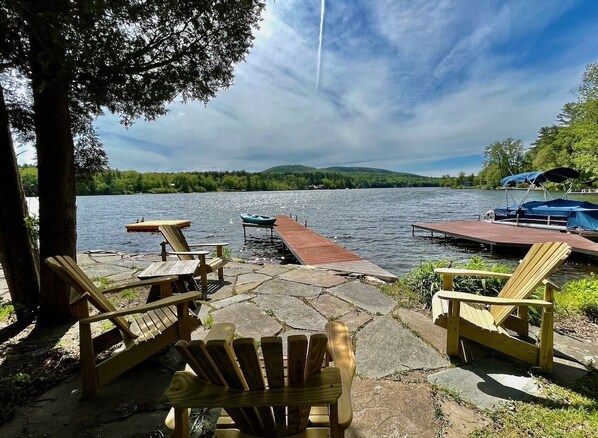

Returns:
240,213,277,225
484,167,598,239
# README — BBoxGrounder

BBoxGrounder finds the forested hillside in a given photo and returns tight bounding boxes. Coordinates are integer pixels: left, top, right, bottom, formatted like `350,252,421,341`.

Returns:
18,167,441,196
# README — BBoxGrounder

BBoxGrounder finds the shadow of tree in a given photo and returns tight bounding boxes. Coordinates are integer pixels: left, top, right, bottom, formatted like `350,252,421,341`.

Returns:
0,320,77,423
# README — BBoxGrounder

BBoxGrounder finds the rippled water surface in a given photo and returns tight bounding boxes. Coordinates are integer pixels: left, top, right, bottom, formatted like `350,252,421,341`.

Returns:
77,188,596,280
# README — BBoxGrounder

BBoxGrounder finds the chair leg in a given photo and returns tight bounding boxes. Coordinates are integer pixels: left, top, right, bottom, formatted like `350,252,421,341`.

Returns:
174,407,190,438
79,322,98,399
176,302,192,341
538,308,554,372
446,301,461,357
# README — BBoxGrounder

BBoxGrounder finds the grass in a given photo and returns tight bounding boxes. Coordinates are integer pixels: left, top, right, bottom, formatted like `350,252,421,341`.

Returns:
203,314,214,329
0,302,14,322
471,373,598,437
555,274,598,322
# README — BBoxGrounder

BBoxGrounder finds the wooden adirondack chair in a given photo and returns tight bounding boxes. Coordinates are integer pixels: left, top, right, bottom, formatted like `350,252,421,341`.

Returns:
46,255,202,398
432,241,571,372
165,321,355,438
159,225,229,294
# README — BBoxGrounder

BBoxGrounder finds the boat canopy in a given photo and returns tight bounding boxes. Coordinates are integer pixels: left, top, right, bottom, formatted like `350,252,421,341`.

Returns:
500,167,579,187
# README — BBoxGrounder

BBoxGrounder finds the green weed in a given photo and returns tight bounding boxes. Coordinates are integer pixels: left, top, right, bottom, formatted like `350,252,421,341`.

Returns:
0,302,14,322
556,274,598,322
471,373,598,437
93,277,114,291
400,257,511,308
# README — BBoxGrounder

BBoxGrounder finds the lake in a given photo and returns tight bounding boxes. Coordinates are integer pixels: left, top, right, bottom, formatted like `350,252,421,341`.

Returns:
76,188,597,281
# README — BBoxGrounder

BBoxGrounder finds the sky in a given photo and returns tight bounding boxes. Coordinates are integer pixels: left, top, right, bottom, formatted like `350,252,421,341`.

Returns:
19,0,598,176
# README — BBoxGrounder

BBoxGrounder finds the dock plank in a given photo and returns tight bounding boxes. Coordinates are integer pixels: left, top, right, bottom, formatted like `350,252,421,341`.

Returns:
275,215,397,281
412,220,598,258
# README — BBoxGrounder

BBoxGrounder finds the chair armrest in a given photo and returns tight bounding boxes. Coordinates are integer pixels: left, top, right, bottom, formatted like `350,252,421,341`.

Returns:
434,268,512,279
164,250,210,256
325,321,355,429
435,290,553,308
188,242,229,248
80,291,201,323
203,323,236,343
101,275,179,294
542,278,560,290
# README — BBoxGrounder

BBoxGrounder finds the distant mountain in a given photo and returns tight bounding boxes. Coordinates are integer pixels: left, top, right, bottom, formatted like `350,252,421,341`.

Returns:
262,164,426,178
323,166,396,175
262,165,319,173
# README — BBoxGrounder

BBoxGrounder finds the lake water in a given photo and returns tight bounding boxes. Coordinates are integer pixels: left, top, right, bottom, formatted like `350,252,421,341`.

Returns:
76,188,597,281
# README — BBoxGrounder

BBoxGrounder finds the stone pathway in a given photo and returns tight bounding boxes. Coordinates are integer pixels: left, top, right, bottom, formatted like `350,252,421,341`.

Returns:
1,251,597,437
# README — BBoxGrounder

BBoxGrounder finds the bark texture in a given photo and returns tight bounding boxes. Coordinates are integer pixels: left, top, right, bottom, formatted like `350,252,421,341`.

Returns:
27,1,78,324
0,84,40,321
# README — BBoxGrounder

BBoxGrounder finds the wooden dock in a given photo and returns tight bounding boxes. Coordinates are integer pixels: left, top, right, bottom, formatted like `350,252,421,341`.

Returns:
412,220,598,258
275,215,398,282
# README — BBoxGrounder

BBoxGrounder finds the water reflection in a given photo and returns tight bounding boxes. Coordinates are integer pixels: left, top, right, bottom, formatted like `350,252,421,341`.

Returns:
76,188,597,280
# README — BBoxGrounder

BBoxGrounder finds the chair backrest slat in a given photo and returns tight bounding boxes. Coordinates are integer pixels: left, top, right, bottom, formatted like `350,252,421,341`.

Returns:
233,338,277,436
286,335,308,435
206,339,263,436
45,256,137,339
262,337,287,434
177,331,335,437
298,334,329,430
491,242,571,325
159,225,194,260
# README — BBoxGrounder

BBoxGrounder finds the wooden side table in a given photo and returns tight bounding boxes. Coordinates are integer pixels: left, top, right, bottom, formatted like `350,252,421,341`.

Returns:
138,260,203,299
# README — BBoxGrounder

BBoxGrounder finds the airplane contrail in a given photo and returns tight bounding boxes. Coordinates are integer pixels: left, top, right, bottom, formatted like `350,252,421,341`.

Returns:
316,0,326,91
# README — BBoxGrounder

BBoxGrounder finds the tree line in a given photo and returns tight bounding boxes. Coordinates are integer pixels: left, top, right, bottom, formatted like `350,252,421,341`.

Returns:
19,168,442,197
476,63,598,189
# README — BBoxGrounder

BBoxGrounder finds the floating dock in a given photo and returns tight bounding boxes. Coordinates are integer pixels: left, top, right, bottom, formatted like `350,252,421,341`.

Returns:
412,220,598,258
275,215,398,282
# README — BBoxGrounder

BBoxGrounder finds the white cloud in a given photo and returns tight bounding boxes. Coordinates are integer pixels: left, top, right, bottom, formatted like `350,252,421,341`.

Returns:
93,0,597,176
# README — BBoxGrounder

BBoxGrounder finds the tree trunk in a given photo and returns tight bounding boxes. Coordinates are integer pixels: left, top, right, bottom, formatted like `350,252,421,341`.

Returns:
0,84,40,321
27,1,78,325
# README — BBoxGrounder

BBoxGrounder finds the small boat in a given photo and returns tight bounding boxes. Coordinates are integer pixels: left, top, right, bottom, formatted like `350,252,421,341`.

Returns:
484,167,598,239
240,213,277,225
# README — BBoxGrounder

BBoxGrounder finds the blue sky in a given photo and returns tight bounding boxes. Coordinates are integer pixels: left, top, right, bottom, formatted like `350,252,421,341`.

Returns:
27,0,598,176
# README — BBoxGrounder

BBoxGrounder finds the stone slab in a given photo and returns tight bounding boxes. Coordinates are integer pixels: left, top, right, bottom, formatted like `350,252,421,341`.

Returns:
105,270,140,283
116,259,154,269
234,282,264,294
311,294,352,319
208,283,236,301
394,308,447,353
552,356,591,386
328,282,396,315
254,279,321,298
356,316,448,378
338,311,372,332
235,273,271,286
530,325,598,370
347,378,437,438
279,268,347,288
254,294,328,331
211,302,282,338
224,264,259,277
210,293,256,310
82,263,134,279
86,252,124,263
428,360,539,409
256,264,292,276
